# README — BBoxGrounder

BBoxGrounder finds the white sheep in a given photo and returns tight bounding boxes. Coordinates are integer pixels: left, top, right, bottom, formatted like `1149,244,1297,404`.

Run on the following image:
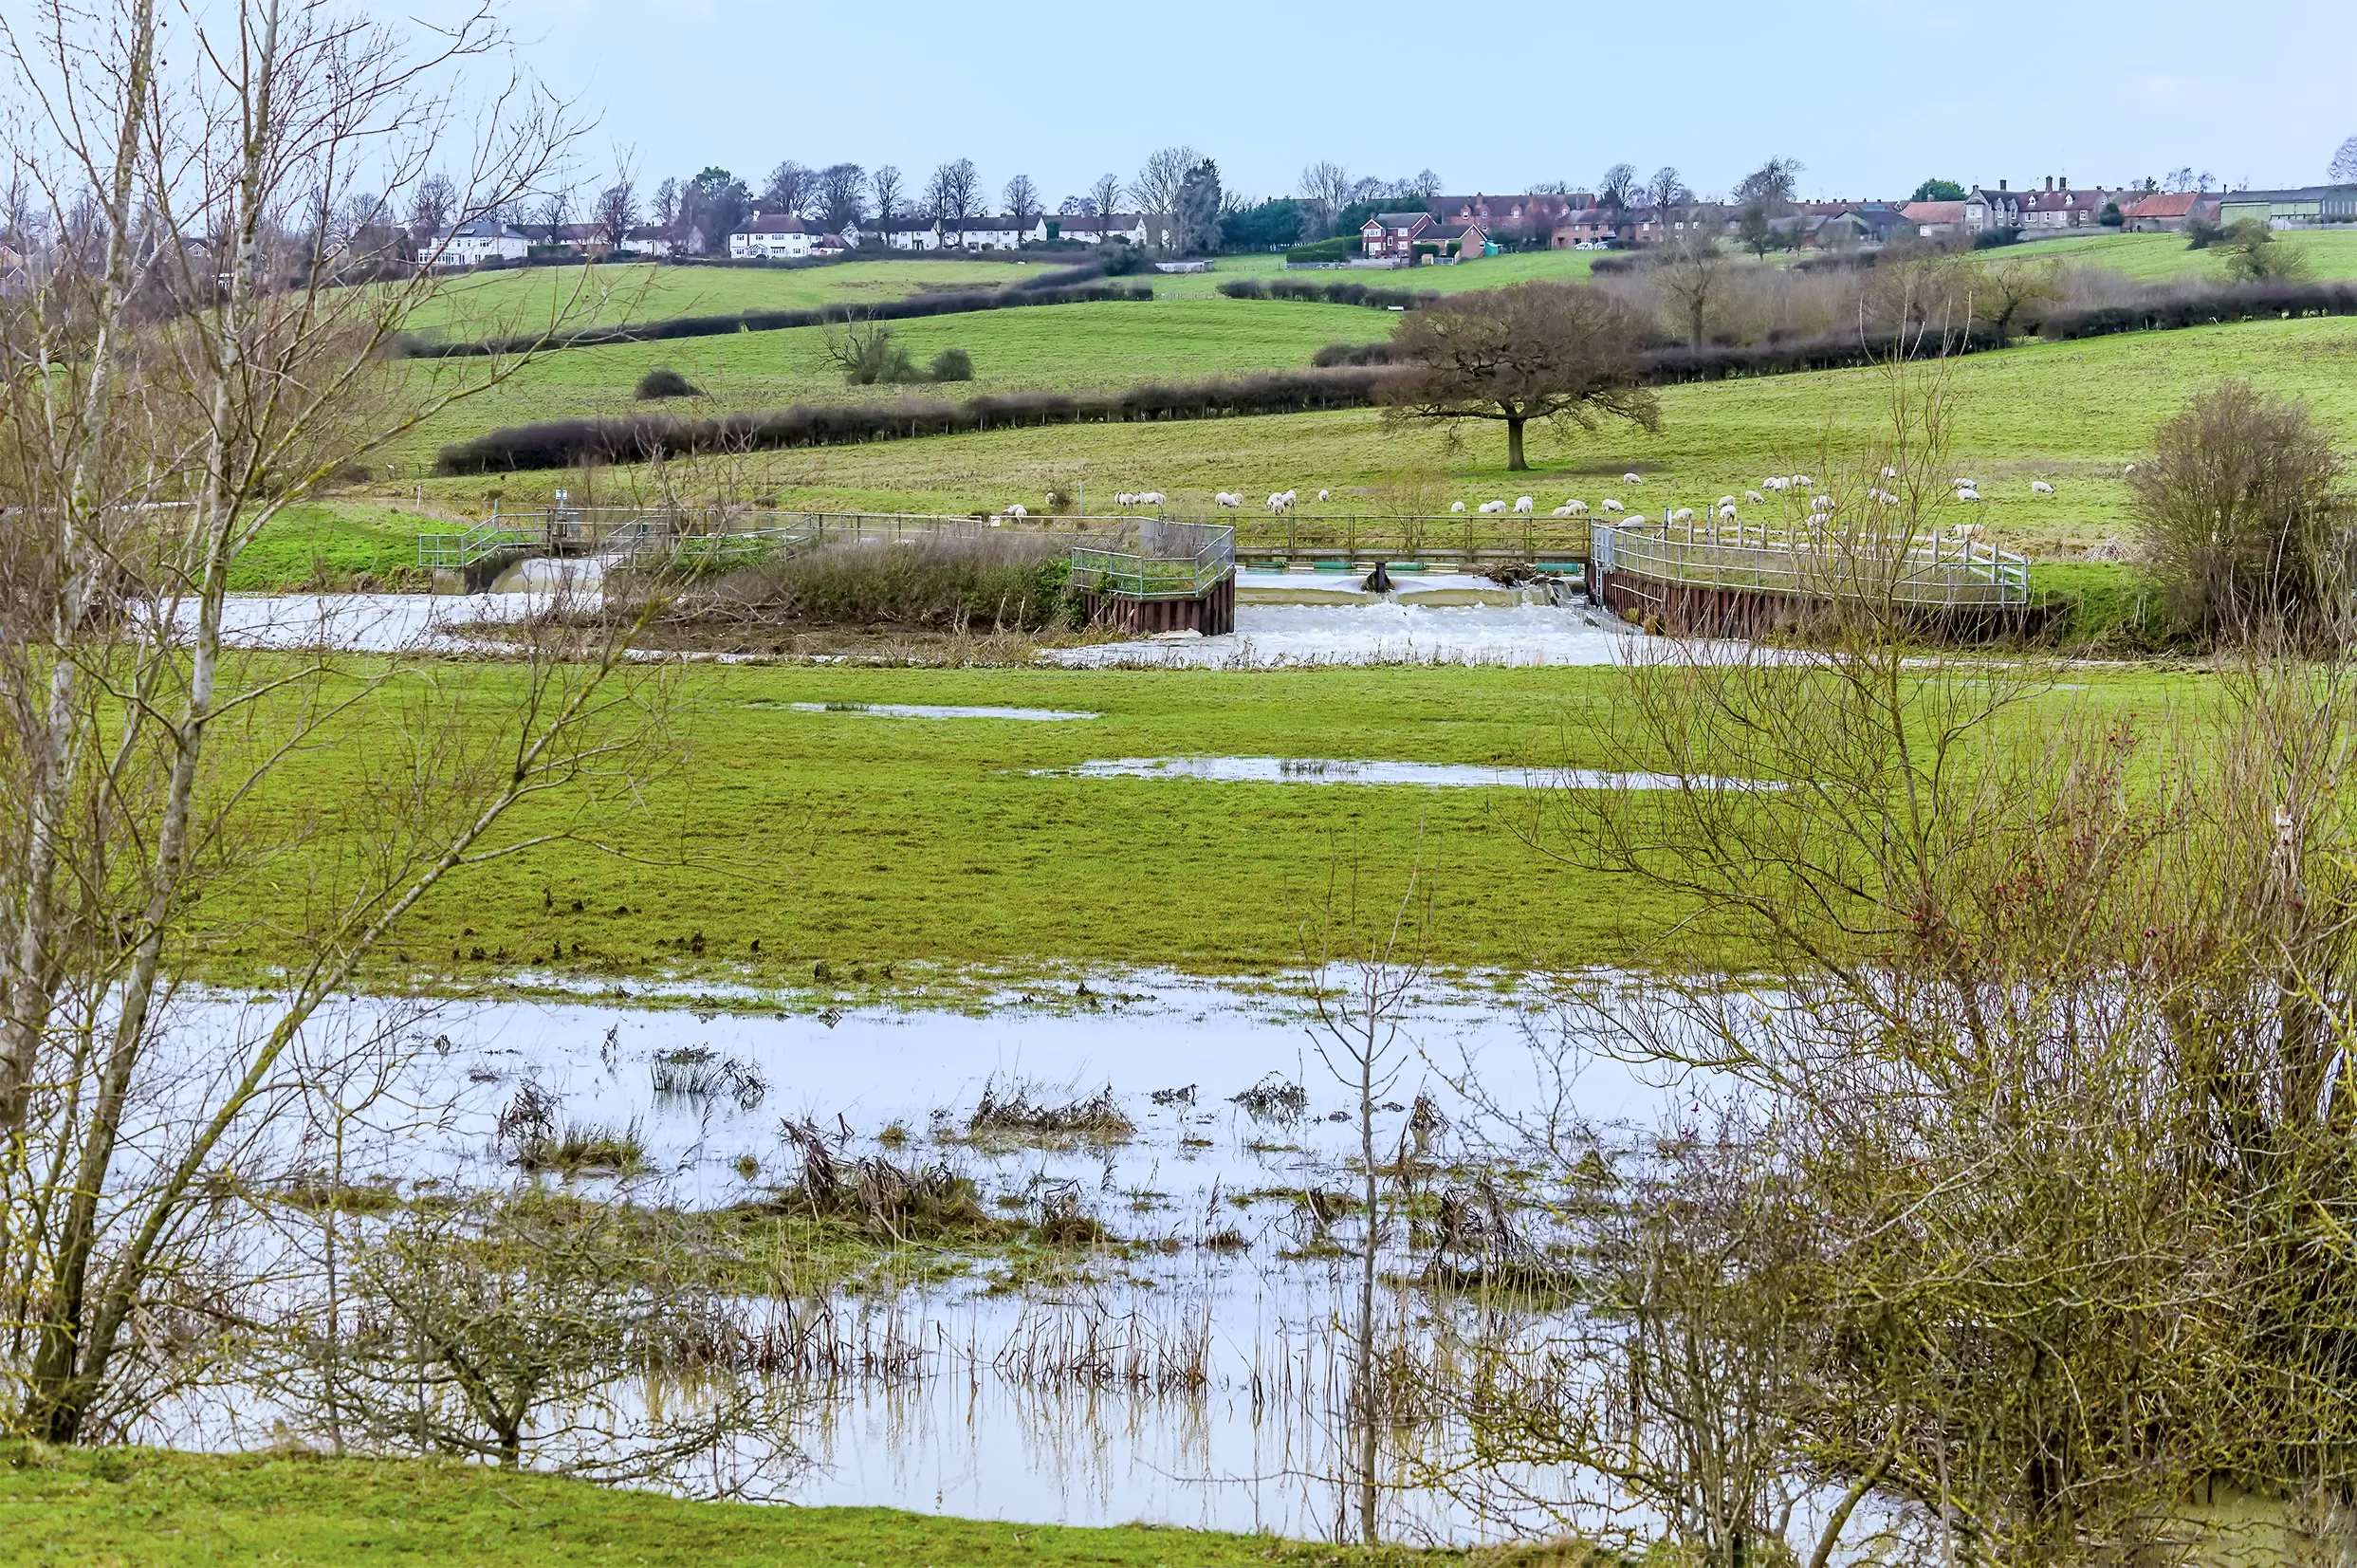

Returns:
2031,481,2054,495
1624,472,1644,485
1513,495,1535,514
1317,489,1331,502
1793,474,1814,488
1671,507,1695,524
1717,494,1737,508
1955,489,1981,503
1139,490,1165,506
1002,503,1027,518
1478,499,1509,514
2124,463,2138,474
1744,489,1766,505
1952,522,1983,541
1115,492,1136,506
1215,491,1243,508
1811,494,1834,512
1449,501,1466,513
1601,498,1624,513
1564,499,1590,515
1881,467,1898,479
1762,476,1790,492
1267,492,1291,512
1951,476,1978,489
1718,505,1738,522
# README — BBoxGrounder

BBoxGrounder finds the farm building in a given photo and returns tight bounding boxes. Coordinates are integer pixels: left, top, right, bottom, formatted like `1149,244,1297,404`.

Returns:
2216,185,2357,229
2119,192,2220,232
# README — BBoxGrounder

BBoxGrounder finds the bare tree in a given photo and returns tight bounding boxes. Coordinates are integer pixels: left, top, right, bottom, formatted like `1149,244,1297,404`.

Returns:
593,177,637,252
924,157,981,244
0,0,654,1444
406,172,455,246
2331,135,2357,183
1597,162,1638,212
1644,165,1690,212
651,175,680,231
760,158,815,217
1130,145,1197,250
1731,155,1805,212
1089,172,1124,231
816,162,866,232
1377,283,1660,470
1298,159,1353,239
867,165,903,231
1656,214,1729,348
1001,173,1040,235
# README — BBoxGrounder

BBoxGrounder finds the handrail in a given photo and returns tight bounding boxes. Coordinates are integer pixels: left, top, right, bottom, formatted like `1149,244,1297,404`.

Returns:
1593,517,2029,608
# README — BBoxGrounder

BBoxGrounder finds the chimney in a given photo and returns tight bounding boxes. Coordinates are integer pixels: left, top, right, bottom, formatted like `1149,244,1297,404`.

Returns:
2045,175,2054,193
1998,179,2007,191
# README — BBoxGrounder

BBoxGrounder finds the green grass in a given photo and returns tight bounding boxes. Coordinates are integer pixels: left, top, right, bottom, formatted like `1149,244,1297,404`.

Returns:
228,502,449,591
400,258,1057,337
1999,227,2357,283
1142,249,1606,300
0,1448,1484,1566
400,314,2357,558
201,659,2208,994
396,297,1380,460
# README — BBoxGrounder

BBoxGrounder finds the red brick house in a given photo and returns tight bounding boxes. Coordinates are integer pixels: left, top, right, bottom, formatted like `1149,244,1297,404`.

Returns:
1359,211,1434,258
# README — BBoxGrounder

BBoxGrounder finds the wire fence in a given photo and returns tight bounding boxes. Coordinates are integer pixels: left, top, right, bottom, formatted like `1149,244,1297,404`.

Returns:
1068,521,1236,601
1593,517,2030,608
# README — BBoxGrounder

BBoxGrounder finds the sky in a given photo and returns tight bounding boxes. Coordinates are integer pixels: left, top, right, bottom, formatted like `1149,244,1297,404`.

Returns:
492,0,2354,205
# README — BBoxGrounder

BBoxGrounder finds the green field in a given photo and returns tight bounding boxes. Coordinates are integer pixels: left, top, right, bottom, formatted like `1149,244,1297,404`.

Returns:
2001,226,2357,282
401,257,1057,338
0,1448,1478,1566
226,501,451,591
394,314,2357,558
199,657,2209,996
397,297,1382,460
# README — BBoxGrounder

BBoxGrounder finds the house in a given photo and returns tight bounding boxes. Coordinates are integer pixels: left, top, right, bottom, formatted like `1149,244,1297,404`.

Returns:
1901,200,1968,238
2018,177,2108,230
1432,220,1490,259
1550,208,1627,248
1429,193,1592,245
730,213,819,259
618,225,674,256
1040,212,1149,245
810,232,851,257
1360,211,1434,258
876,218,942,250
2120,192,2219,232
1962,185,2023,233
433,216,530,267
946,214,1032,250
517,222,608,254
2216,185,2357,229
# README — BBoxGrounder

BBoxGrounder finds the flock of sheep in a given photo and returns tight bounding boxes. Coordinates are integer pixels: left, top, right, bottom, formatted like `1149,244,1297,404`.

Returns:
1001,471,2077,523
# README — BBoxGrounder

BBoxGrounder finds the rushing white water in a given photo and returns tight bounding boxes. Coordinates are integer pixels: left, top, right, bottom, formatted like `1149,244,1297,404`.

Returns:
1028,756,1709,790
1046,601,1638,669
775,701,1102,721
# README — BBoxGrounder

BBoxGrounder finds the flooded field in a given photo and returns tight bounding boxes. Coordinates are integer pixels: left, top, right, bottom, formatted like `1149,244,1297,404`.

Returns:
147,975,1714,1540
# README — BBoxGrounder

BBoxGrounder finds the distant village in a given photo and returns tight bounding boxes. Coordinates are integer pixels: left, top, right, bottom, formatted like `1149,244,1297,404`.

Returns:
427,175,2357,271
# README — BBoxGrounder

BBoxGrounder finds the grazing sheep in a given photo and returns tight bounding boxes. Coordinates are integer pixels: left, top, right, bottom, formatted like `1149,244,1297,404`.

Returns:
1717,494,1737,508
1215,491,1243,508
1811,494,1834,512
1744,489,1765,505
2031,481,2054,495
2124,463,2137,474
1601,498,1624,513
1449,501,1466,513
1762,476,1790,492
1671,507,1695,524
1952,522,1983,541
1002,503,1027,518
1564,499,1589,515
1514,495,1535,514
1718,506,1739,522
1624,472,1644,484
1882,467,1898,479
1140,490,1165,506
1317,489,1331,502
1115,492,1136,506
1478,499,1509,514
1955,489,1981,503
1267,492,1291,512
1793,474,1814,488
1951,476,1978,489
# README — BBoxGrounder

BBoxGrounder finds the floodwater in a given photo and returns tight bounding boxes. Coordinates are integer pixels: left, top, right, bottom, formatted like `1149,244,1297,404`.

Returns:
157,975,1722,1539
1045,603,1637,669
1029,756,1706,790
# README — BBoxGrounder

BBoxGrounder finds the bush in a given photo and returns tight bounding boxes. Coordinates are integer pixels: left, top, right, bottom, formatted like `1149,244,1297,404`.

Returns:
2131,380,2350,643
633,366,701,399
1313,341,1396,367
2184,216,2223,249
1222,277,1437,310
2216,218,2314,283
1970,227,2024,249
1096,242,1152,276
1283,235,1359,265
2038,280,2357,340
673,531,1077,631
929,346,973,381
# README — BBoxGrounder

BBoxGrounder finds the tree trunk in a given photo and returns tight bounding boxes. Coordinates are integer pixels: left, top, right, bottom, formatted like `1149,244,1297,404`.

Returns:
1505,415,1527,471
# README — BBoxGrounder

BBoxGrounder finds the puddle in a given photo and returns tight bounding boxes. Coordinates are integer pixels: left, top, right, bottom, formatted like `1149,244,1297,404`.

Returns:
1031,756,1733,790
767,701,1101,721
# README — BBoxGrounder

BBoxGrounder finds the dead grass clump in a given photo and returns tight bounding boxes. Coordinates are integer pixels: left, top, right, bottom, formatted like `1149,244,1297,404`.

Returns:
770,1117,998,1242
650,1047,768,1109
964,1078,1135,1145
1230,1073,1309,1121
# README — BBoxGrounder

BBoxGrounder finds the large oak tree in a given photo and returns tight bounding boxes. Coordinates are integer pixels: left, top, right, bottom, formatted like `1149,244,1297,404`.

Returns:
1376,282,1660,470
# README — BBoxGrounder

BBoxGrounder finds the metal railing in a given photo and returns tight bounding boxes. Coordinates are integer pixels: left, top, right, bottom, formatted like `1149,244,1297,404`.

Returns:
1225,512,1593,563
1593,517,2029,608
1068,521,1236,601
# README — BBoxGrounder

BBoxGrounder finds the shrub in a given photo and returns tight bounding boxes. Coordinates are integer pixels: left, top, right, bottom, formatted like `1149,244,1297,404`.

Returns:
2130,378,2350,642
670,531,1077,631
2215,218,2314,283
1313,341,1396,367
928,346,973,381
633,366,701,399
2038,280,2357,340
1970,227,2024,249
2184,216,2223,249
1283,235,1359,265
1096,241,1152,276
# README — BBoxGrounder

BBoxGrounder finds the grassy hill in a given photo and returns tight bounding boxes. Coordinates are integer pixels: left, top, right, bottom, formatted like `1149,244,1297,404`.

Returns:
401,314,2357,558
401,257,1055,338
396,297,1379,460
1998,227,2357,282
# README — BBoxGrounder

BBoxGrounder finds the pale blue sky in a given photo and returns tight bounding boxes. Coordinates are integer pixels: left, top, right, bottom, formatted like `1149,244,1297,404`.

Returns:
500,0,2353,204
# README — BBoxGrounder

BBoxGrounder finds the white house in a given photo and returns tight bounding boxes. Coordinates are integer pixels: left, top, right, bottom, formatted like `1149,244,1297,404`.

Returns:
433,216,530,267
941,213,1031,250
877,218,943,251
1040,212,1149,245
618,225,674,257
729,213,819,260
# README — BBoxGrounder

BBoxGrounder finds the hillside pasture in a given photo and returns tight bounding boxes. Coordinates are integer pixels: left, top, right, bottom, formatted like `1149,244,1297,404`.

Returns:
2006,227,2357,283
400,315,2357,557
